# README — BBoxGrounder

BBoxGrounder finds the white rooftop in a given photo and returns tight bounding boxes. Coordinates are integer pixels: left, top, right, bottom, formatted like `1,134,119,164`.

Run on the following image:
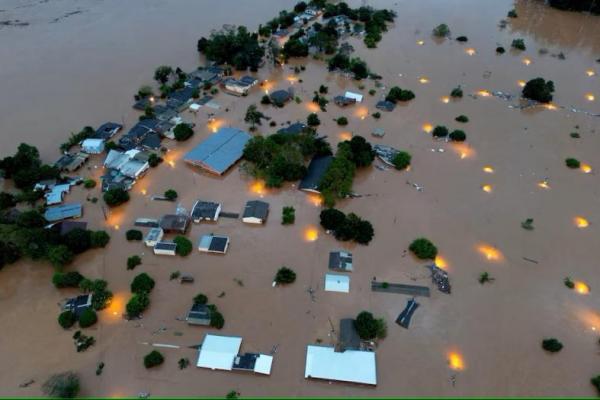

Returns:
197,334,242,371
305,345,377,385
324,273,350,293
345,91,363,103
254,354,274,375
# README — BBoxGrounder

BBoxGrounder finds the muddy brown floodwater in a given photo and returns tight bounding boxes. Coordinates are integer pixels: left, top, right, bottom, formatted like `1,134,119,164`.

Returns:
1,0,600,397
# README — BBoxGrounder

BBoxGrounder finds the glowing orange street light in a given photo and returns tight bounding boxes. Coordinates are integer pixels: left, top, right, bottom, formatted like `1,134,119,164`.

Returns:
517,80,526,87
435,255,448,270
574,216,589,229
440,96,450,104
422,123,433,133
586,93,595,102
304,226,319,242
465,48,476,56
522,57,531,66
575,281,590,295
586,69,596,77
580,163,592,174
483,166,494,173
417,40,425,46
418,77,430,84
482,184,492,193
447,351,465,371
477,244,503,261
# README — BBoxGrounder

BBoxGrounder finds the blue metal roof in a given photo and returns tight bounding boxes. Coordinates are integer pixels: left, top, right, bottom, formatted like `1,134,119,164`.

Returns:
44,203,82,222
184,127,251,175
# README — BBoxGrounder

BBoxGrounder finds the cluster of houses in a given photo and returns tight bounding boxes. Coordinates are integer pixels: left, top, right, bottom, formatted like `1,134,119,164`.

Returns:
132,198,270,257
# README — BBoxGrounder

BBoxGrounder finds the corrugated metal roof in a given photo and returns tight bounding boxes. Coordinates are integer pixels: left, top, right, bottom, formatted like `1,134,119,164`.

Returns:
305,345,377,385
299,155,333,192
324,273,350,293
44,203,82,222
184,127,251,175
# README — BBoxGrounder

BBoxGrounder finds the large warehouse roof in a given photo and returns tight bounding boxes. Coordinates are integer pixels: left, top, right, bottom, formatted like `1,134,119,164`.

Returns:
197,334,242,370
184,127,251,175
305,345,377,385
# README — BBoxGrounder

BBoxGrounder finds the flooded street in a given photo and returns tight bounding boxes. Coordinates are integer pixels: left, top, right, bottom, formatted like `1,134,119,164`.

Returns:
1,0,599,396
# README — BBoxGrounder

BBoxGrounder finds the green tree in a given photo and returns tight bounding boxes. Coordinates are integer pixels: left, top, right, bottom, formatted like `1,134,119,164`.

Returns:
78,308,98,328
210,311,225,329
131,272,155,294
511,38,526,51
432,125,449,138
591,376,600,395
392,151,411,170
42,371,80,399
47,245,76,268
522,78,554,103
0,192,16,210
449,130,467,142
433,23,450,37
58,311,76,329
386,86,415,103
409,238,438,259
244,104,265,129
16,210,46,228
103,188,129,207
144,350,165,368
565,158,580,169
52,271,83,288
320,208,346,231
307,113,321,127
336,117,348,126
542,338,563,353
63,228,92,254
126,293,150,318
282,206,295,225
275,266,297,284
154,65,173,84
193,293,208,305
455,115,469,123
126,230,143,241
127,255,142,270
354,311,386,340
173,236,193,256
91,231,110,248
164,189,178,201
148,153,162,167
450,86,463,98
174,124,194,141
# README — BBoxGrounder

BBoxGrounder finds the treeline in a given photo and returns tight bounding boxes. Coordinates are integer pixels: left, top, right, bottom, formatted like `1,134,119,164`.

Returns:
242,128,331,187
197,26,264,71
548,0,600,14
0,143,60,191
319,136,374,207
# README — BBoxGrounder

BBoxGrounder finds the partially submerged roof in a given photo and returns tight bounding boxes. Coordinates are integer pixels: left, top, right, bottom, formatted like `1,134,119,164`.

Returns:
198,234,230,254
160,214,190,233
191,200,221,221
154,241,177,251
44,203,82,222
338,318,361,351
242,200,269,220
197,334,243,370
344,91,363,103
299,155,333,193
305,345,377,385
277,122,307,135
54,221,88,236
270,89,291,104
329,251,353,271
184,127,251,175
376,100,395,112
233,353,273,375
186,303,211,325
93,122,122,140
324,273,350,293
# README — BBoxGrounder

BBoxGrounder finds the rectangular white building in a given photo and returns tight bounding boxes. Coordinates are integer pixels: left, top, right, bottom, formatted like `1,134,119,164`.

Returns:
324,273,350,293
305,345,377,385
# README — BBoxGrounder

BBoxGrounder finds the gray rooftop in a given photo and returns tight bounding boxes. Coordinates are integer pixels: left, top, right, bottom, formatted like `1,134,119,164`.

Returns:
44,203,82,222
298,155,333,193
184,127,251,175
329,251,353,271
192,200,220,220
242,200,269,220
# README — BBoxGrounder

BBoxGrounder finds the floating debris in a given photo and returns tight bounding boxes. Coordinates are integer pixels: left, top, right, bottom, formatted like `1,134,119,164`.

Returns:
426,264,451,294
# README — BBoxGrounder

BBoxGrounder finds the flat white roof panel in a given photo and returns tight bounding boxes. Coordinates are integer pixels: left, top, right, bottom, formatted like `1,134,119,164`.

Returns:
197,334,242,370
324,274,350,293
344,91,363,103
305,345,376,385
254,354,273,375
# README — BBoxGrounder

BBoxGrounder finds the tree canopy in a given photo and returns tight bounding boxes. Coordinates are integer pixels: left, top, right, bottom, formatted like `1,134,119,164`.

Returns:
197,26,265,70
522,78,554,103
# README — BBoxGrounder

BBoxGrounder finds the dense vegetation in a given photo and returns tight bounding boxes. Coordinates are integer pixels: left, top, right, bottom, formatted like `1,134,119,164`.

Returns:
542,338,563,353
319,208,374,244
319,136,374,206
392,151,412,170
327,53,370,80
282,206,296,225
242,128,331,188
275,266,297,284
522,78,555,103
197,26,264,70
385,86,415,103
0,143,60,190
409,238,438,259
548,0,600,14
144,350,165,368
103,187,130,207
126,273,155,318
354,311,387,340
173,236,193,256
42,371,80,398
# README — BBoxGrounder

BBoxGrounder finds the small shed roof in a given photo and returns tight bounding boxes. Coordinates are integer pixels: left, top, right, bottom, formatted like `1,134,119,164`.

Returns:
93,122,122,140
338,318,361,351
270,90,291,104
160,214,190,233
254,355,273,375
344,91,363,103
242,200,269,220
376,100,395,112
329,251,353,271
198,234,229,253
197,334,242,370
184,127,251,175
154,241,177,251
305,345,376,385
324,273,350,293
277,122,307,135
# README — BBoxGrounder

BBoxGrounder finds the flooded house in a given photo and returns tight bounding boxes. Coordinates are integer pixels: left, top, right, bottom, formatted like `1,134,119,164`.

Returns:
242,200,269,224
299,155,333,193
186,303,211,326
44,203,82,222
144,227,164,247
277,122,307,136
159,214,190,234
324,273,350,293
196,334,273,375
93,122,123,140
198,234,230,254
328,251,353,272
191,200,222,223
304,344,377,385
81,138,105,154
62,294,93,317
153,241,177,256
